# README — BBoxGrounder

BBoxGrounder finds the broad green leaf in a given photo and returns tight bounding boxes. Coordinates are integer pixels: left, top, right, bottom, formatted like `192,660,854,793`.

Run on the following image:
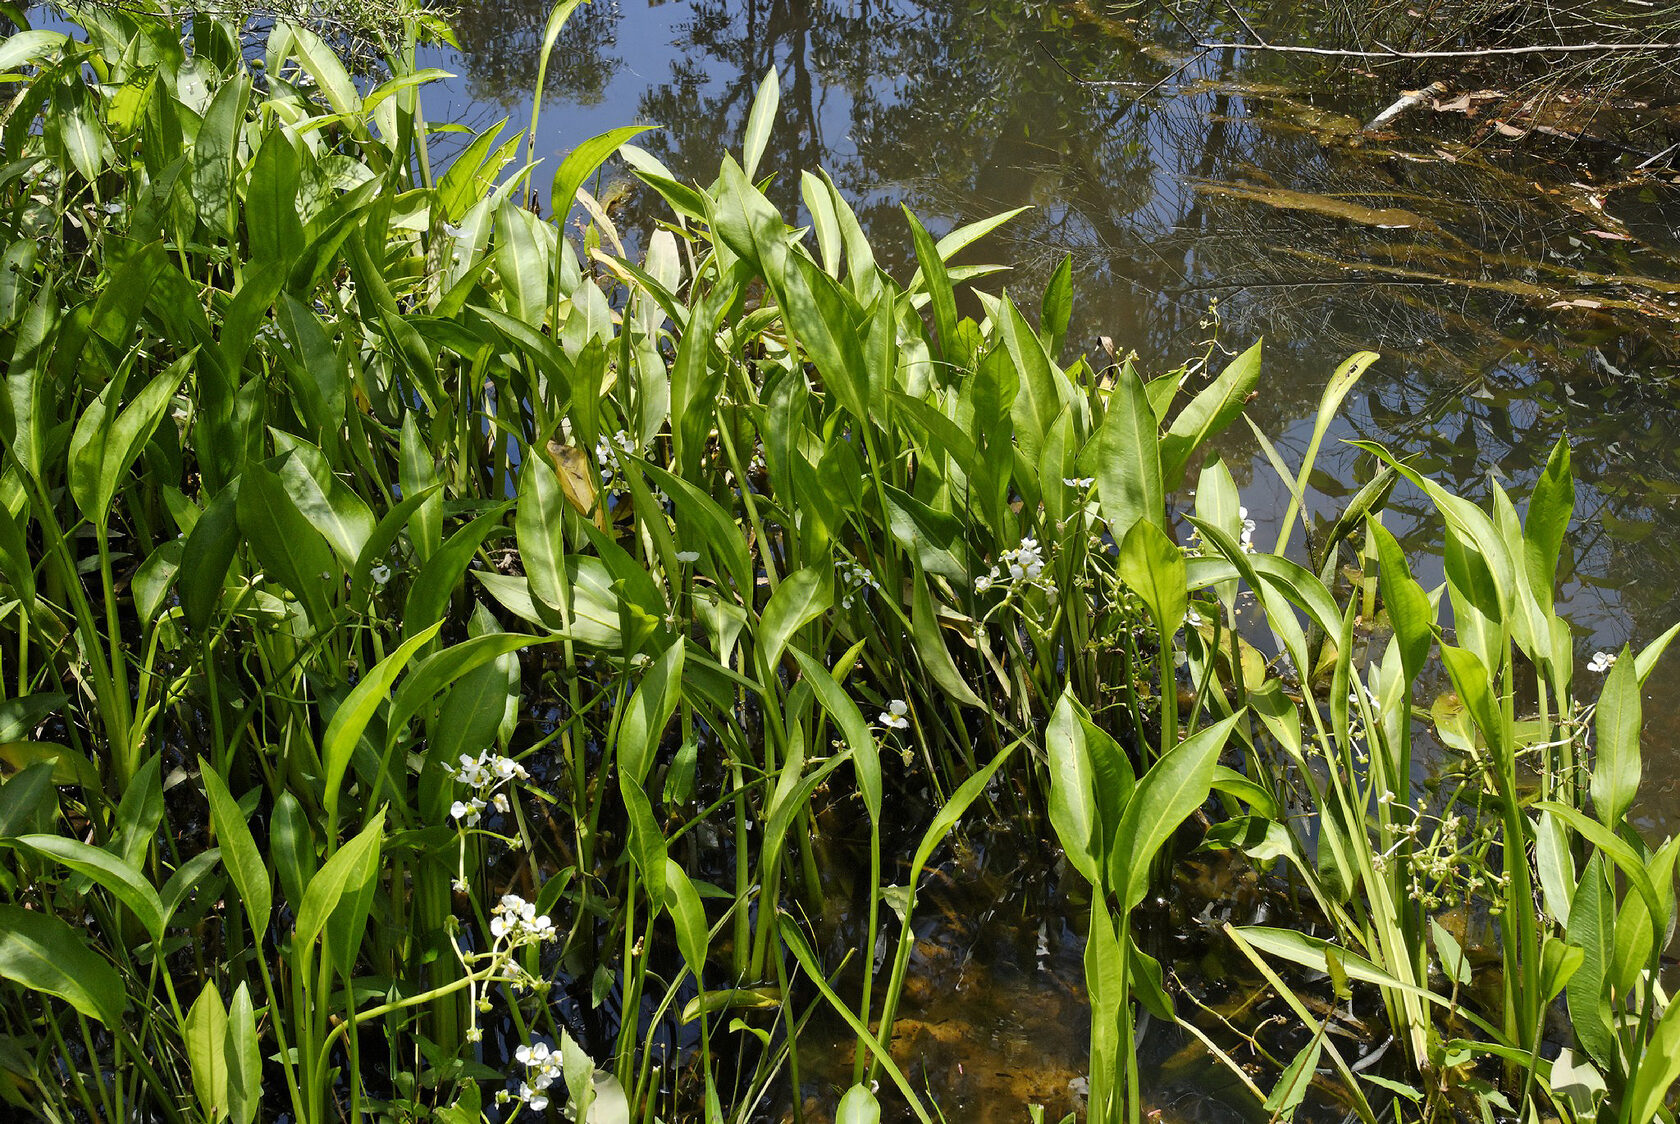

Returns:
1046,689,1102,888
1590,646,1639,827
1276,352,1376,554
185,983,229,1124
741,68,779,179
1110,713,1240,912
270,441,375,566
402,504,513,639
791,647,879,820
617,639,684,788
320,624,442,823
836,1084,881,1124
664,859,709,978
68,353,190,523
1523,437,1573,604
1117,519,1187,640
198,758,271,941
0,763,55,839
1369,518,1433,686
0,904,126,1025
1096,362,1163,542
1160,340,1261,491
294,809,385,954
909,564,984,709
1625,993,1680,1124
757,566,831,677
225,983,261,1124
904,207,957,362
15,834,168,943
237,461,337,631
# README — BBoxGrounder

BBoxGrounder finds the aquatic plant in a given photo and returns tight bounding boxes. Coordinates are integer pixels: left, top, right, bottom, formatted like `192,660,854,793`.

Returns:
0,2,1677,1123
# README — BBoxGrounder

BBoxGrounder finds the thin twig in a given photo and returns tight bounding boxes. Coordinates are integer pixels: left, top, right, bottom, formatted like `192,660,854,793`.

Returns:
1198,38,1680,58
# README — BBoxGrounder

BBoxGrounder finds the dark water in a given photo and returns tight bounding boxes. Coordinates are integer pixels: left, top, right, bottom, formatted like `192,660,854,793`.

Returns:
415,0,1680,1113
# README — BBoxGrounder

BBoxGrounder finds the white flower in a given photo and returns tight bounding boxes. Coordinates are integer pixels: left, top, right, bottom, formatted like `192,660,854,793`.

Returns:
1588,650,1617,673
492,792,510,813
490,894,555,948
441,221,465,239
1062,476,1095,489
978,536,1049,591
675,550,700,563
370,563,392,586
837,556,880,608
1239,506,1257,552
877,699,909,730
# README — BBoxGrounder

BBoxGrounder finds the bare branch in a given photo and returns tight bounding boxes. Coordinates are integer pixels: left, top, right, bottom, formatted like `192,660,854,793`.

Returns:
1195,38,1680,59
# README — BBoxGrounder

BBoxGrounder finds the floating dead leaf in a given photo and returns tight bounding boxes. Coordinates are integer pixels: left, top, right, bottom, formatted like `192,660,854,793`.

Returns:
1548,297,1604,309
545,439,608,530
1433,95,1473,114
1493,121,1528,138
1585,229,1634,241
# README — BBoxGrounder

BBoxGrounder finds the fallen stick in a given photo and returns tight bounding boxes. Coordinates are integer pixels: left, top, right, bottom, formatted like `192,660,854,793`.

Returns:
1363,81,1449,131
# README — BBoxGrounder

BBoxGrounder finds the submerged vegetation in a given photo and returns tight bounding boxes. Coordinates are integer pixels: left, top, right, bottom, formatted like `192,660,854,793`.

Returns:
0,2,1678,1122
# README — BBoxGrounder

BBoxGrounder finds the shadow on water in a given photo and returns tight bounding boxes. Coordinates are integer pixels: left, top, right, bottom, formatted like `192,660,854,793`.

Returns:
415,0,1680,1113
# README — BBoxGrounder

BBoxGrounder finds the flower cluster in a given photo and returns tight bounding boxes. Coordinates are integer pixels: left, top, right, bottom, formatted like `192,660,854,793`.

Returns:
490,893,557,948
595,429,638,494
837,556,881,609
444,751,528,825
975,537,1047,593
498,1041,564,1112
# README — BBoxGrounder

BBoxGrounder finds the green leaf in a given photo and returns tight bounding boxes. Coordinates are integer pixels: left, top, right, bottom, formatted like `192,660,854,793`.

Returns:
181,479,242,634
617,639,685,788
550,125,652,224
1625,993,1680,1124
68,353,190,524
791,647,879,821
756,566,831,677
237,461,338,632
1117,519,1187,640
782,252,871,424
320,624,442,823
1264,1027,1324,1119
1046,689,1102,888
0,763,55,839
1040,253,1073,358
664,859,709,978
225,983,261,1124
1096,361,1163,542
836,1084,882,1124
1590,645,1640,827
1523,437,1573,605
14,834,168,944
904,207,957,362
293,809,385,955
402,504,513,639
741,69,781,180
270,441,375,567
186,983,230,1123
0,903,126,1025
1369,518,1433,686
908,565,984,709
198,758,272,941
1160,340,1261,491
245,129,305,272
1109,713,1239,912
